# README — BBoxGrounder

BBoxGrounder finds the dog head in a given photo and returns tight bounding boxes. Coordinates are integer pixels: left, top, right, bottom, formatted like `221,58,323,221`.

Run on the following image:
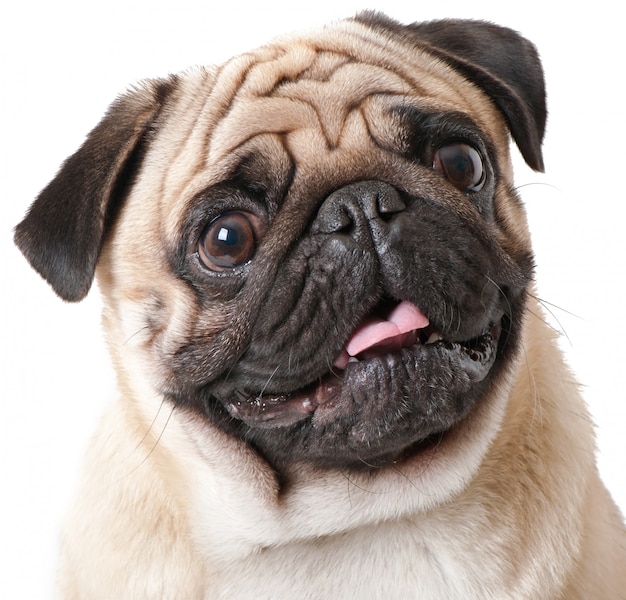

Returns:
15,13,545,474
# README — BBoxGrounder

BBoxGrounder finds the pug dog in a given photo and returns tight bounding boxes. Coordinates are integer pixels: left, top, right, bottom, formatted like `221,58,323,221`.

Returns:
14,11,626,599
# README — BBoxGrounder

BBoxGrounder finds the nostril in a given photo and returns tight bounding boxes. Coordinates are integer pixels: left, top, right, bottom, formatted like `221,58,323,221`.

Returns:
333,207,354,234
311,202,354,235
377,187,407,220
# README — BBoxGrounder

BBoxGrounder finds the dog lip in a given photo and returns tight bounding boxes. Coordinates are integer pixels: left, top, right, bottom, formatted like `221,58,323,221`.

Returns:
333,324,442,369
226,392,319,429
334,324,501,378
223,323,501,430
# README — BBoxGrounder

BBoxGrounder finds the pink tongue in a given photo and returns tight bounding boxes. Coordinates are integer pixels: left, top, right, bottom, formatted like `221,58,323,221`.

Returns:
336,301,429,366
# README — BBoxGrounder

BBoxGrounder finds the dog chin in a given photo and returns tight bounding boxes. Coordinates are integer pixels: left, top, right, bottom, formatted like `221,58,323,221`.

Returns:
179,358,514,510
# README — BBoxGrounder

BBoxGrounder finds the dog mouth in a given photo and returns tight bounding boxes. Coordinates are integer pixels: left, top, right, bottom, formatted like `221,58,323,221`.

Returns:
222,299,501,432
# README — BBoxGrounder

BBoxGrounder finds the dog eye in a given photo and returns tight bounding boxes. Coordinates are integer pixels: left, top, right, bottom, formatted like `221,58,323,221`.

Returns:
433,142,485,192
198,211,262,271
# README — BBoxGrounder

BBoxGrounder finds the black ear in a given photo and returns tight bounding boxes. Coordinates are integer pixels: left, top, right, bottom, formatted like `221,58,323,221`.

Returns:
355,13,547,171
14,78,177,302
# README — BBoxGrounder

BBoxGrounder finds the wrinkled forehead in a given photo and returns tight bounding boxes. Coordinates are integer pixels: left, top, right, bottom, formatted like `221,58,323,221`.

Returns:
206,23,501,162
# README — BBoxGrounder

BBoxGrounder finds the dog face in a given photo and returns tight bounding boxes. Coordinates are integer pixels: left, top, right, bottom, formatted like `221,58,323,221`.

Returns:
15,14,545,475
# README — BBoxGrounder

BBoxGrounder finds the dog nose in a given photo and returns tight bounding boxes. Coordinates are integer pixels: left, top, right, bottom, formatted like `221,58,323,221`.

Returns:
311,181,407,242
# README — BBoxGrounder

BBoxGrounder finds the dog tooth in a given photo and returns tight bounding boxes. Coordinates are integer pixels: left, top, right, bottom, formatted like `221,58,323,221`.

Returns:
348,356,360,363
426,332,443,345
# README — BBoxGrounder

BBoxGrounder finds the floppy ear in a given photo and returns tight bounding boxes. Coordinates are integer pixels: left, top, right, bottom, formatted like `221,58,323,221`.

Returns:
14,78,177,302
356,13,547,172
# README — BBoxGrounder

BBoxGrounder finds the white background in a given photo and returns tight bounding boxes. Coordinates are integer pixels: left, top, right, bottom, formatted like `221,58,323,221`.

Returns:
1,1,624,597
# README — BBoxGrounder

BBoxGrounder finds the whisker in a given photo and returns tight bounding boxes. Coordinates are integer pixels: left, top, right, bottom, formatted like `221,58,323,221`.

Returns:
484,275,512,317
117,401,176,482
258,364,282,398
133,397,167,452
530,294,583,320
528,293,582,347
514,181,560,192
122,326,151,346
